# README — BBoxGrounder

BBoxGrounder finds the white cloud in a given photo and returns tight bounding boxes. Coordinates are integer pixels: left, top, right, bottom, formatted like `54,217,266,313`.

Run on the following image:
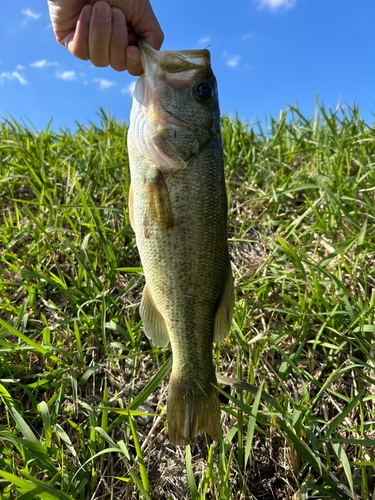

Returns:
94,78,116,90
121,81,136,96
223,51,241,68
255,0,296,11
0,71,27,85
241,33,254,41
17,65,25,70
30,60,58,69
198,36,211,45
0,73,11,82
22,8,41,20
226,56,241,68
13,72,27,85
56,70,76,81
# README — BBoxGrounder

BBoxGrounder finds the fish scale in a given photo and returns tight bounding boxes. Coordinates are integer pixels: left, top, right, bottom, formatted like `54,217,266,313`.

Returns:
128,40,234,445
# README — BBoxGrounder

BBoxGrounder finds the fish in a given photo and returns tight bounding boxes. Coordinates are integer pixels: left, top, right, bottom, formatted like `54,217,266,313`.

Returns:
127,39,234,446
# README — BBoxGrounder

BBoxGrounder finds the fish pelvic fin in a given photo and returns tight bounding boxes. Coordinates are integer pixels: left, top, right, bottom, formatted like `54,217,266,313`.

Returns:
213,259,235,342
167,373,220,446
140,284,170,347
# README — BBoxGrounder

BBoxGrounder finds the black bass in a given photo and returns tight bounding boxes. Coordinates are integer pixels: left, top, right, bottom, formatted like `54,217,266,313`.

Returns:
127,39,234,445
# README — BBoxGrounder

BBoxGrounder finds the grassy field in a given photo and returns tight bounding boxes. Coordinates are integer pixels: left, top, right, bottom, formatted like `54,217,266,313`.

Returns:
0,100,375,500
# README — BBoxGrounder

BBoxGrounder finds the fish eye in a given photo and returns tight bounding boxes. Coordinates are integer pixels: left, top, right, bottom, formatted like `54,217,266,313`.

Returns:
194,83,213,101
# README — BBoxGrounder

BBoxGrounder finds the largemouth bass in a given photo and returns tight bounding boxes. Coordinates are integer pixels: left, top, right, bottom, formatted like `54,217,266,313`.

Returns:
127,40,234,446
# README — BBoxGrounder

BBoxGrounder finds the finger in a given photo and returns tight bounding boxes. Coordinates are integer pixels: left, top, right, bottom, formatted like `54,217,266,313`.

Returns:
127,2,164,50
65,4,92,60
89,1,112,67
146,26,164,51
144,23,164,52
125,45,143,77
48,0,85,43
110,7,127,72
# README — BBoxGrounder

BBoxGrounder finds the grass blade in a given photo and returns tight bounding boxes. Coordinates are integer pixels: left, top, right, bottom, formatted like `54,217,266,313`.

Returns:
128,416,150,494
0,471,75,500
332,442,354,496
186,444,199,500
244,380,264,471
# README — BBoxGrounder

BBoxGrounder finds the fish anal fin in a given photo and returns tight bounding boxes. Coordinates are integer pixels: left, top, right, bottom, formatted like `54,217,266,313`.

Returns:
129,183,135,231
146,170,174,231
140,284,170,347
167,373,220,446
213,260,234,342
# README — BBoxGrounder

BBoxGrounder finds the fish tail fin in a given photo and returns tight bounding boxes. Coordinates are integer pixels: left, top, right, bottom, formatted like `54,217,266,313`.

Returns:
167,373,220,446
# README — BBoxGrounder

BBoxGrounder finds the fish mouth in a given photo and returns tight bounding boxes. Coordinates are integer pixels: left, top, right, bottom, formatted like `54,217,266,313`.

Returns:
138,38,211,76
138,39,212,98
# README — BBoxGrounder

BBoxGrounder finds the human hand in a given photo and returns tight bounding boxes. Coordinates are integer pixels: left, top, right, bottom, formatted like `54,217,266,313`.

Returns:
47,0,164,75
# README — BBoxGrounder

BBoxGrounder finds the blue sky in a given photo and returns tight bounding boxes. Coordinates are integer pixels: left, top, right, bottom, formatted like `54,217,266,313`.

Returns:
1,0,374,131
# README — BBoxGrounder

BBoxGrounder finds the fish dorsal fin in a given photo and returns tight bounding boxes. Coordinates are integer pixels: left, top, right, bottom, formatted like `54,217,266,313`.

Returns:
140,284,170,347
213,260,234,342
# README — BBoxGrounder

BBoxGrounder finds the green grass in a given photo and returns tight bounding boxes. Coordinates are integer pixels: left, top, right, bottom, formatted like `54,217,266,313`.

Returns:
0,101,375,499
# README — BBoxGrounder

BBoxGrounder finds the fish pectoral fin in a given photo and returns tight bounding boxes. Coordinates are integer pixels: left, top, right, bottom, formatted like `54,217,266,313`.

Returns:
129,183,135,231
140,284,170,347
213,260,235,342
146,170,174,231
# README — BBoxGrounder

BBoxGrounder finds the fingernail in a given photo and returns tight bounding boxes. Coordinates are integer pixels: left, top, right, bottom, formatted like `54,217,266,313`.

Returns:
126,46,143,74
96,5,110,21
112,9,124,25
83,6,91,22
126,49,138,63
